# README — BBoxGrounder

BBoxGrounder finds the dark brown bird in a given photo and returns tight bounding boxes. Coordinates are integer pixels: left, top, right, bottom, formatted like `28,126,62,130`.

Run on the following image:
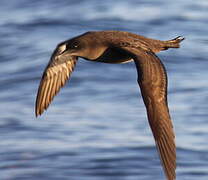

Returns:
35,31,184,180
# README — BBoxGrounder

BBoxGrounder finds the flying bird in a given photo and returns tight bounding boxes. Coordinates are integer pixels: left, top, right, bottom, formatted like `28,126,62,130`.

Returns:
35,31,184,180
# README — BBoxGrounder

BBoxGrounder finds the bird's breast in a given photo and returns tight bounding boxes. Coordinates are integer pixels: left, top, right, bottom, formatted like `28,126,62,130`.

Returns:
94,47,133,64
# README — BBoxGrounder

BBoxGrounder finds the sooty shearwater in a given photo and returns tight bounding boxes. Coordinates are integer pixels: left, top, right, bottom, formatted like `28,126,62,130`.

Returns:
35,31,184,180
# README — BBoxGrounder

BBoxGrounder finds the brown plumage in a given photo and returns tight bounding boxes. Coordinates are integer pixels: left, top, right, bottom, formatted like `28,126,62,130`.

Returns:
35,30,184,180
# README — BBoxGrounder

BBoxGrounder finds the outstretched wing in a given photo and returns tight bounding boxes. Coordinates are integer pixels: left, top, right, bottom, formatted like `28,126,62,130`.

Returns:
35,49,77,117
119,46,176,180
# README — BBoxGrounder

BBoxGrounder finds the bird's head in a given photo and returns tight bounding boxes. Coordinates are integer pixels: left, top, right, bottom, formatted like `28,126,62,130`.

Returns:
57,38,85,56
56,32,107,60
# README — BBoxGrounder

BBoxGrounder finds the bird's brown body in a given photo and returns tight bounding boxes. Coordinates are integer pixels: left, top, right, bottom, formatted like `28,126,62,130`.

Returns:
35,31,184,180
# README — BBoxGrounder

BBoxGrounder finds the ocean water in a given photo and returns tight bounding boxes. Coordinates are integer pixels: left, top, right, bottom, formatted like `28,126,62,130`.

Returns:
0,0,208,179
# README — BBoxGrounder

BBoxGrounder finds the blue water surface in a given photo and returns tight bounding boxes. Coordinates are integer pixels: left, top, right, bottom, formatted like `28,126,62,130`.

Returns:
0,0,208,179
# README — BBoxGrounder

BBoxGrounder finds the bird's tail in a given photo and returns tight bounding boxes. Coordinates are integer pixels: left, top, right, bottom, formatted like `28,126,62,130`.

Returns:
145,36,185,53
162,36,185,49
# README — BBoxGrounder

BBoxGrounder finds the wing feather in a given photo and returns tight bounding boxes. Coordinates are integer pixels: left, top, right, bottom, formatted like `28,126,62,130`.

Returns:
35,53,77,116
117,46,176,180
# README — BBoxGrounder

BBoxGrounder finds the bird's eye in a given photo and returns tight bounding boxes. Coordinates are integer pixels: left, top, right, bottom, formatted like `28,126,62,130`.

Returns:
67,41,80,49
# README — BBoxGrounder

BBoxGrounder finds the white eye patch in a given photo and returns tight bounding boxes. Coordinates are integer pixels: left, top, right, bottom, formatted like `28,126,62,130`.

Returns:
59,44,67,54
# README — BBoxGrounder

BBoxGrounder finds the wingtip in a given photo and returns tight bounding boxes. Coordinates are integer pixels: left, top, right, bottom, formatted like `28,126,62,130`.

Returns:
35,102,40,117
35,107,43,117
35,110,40,118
